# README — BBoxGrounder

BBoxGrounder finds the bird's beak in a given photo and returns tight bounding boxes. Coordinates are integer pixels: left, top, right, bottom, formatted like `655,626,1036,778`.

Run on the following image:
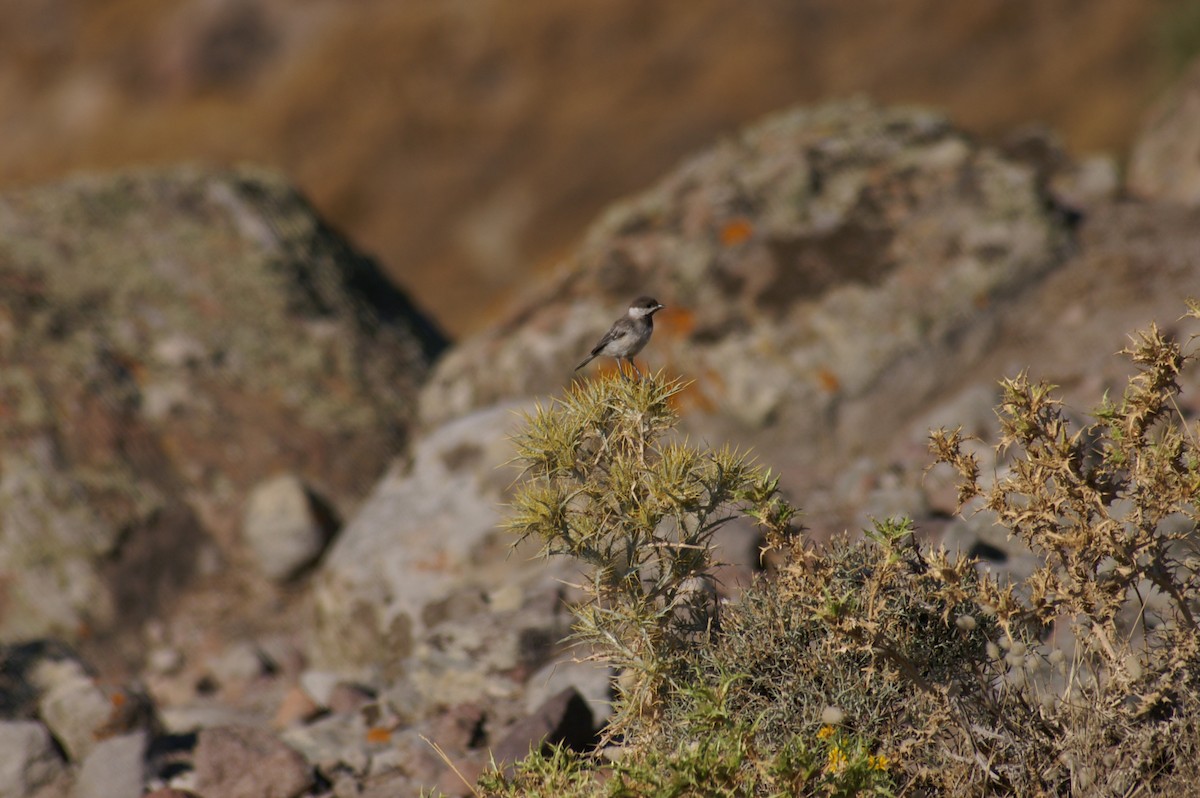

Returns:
656,303,665,311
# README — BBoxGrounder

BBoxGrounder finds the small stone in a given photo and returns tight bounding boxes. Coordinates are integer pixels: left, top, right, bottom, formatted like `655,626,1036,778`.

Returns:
243,474,332,581
75,730,149,798
273,685,320,730
491,688,594,768
367,728,457,783
298,670,341,707
146,646,185,676
1049,154,1118,210
524,659,614,728
379,680,428,727
0,721,67,797
279,712,371,775
159,704,265,734
36,664,120,762
193,726,313,798
152,333,206,368
206,641,266,687
327,683,374,716
423,703,485,751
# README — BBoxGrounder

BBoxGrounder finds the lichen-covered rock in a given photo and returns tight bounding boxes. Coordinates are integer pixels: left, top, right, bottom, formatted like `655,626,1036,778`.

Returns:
0,166,444,644
192,725,312,798
419,99,1068,454
0,720,67,798
310,401,554,677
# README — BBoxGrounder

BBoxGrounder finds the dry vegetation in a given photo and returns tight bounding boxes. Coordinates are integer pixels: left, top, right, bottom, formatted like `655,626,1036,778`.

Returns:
478,304,1200,797
3,2,1193,333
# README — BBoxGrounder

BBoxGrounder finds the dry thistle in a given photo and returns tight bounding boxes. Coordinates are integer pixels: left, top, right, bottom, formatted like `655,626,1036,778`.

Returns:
506,370,802,740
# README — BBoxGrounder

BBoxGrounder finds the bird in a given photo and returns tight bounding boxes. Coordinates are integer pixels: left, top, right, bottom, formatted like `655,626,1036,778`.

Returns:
575,296,665,379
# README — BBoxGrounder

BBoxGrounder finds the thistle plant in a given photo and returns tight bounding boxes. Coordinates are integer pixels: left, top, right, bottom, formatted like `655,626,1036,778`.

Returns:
482,304,1200,797
928,301,1200,793
506,371,798,737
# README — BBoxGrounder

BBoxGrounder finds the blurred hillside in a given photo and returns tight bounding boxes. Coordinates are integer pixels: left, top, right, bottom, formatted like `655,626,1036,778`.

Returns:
1,0,1195,334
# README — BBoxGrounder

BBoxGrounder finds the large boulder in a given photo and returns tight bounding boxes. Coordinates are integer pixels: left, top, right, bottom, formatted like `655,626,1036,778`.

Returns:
0,166,444,645
310,401,564,678
417,97,1200,542
420,99,1068,449
418,99,1077,537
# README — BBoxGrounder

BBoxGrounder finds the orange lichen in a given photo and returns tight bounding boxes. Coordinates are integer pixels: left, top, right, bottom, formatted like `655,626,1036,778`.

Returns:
720,218,754,247
657,307,695,338
366,726,393,744
816,368,841,393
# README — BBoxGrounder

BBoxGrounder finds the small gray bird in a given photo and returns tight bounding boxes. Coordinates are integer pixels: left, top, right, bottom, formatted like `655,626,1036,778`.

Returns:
575,296,665,378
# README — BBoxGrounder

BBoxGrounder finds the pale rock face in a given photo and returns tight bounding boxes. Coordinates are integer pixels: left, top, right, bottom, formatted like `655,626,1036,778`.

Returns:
0,166,443,645
75,731,149,798
0,721,67,797
35,659,120,763
1128,55,1200,206
309,401,540,677
418,100,1067,455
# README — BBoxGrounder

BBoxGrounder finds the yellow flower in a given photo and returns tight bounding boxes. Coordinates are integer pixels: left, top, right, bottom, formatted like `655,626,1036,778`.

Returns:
816,725,835,740
825,745,848,774
868,753,890,771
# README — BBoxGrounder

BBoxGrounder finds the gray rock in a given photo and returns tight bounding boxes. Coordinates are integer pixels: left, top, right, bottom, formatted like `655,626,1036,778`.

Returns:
158,704,266,735
193,725,312,798
411,98,1093,544
0,721,66,798
0,443,122,641
74,731,148,798
144,646,184,677
279,712,371,775
243,474,331,581
0,166,444,645
35,659,119,762
419,99,1066,455
524,659,614,728
492,688,594,768
309,401,540,676
298,670,342,707
205,640,266,688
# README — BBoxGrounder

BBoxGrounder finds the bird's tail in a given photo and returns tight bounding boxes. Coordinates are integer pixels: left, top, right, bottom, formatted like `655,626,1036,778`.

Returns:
574,354,595,371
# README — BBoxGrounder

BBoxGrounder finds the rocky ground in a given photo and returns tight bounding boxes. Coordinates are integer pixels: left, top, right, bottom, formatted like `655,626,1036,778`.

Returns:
2,50,1200,798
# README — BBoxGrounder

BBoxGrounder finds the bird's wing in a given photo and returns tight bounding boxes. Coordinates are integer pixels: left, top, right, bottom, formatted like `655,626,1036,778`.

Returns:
587,325,624,357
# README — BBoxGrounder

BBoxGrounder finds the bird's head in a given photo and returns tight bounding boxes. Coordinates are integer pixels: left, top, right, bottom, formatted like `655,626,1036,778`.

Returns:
628,296,665,318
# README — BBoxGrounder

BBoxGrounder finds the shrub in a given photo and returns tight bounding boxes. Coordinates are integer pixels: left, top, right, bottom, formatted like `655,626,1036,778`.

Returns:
504,374,797,743
479,304,1200,797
